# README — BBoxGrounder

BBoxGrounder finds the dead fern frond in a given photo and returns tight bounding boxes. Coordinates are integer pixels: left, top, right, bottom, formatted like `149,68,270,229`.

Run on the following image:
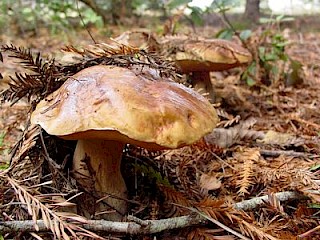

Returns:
266,193,286,217
153,141,221,200
14,124,40,162
5,176,102,240
0,44,61,104
255,155,320,195
196,197,230,221
234,148,260,196
60,42,178,80
62,41,140,57
218,114,241,128
187,227,236,240
232,214,279,240
1,41,179,106
159,184,192,217
1,44,45,75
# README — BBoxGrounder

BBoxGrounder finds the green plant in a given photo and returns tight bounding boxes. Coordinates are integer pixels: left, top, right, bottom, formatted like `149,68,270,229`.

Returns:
0,132,5,147
134,163,171,187
213,4,303,87
0,132,9,171
242,15,304,86
0,0,103,34
163,0,206,32
242,28,290,86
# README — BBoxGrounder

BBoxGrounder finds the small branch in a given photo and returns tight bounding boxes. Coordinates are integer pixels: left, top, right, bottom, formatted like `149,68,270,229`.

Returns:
234,191,307,210
298,224,320,239
260,149,318,158
212,2,249,50
0,191,309,235
0,215,206,235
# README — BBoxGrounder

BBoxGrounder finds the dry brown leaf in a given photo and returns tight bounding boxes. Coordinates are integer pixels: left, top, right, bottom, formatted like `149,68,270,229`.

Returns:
259,130,305,146
187,227,236,240
205,118,264,148
200,173,222,191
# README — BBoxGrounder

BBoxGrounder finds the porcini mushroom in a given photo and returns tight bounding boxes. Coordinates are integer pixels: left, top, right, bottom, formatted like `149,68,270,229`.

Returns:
170,38,252,102
31,65,218,221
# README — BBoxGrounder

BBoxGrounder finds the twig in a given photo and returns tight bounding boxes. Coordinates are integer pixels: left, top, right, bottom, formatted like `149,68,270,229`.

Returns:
260,149,318,158
0,191,310,236
212,2,250,50
127,215,150,227
0,215,205,235
39,129,61,170
298,224,320,239
234,191,307,210
76,0,97,44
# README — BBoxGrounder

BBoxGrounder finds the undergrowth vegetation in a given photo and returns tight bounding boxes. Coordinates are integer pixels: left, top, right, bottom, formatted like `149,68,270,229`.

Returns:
0,1,320,239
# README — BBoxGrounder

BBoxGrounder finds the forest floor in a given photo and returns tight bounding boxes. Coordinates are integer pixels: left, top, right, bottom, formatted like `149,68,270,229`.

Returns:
1,20,320,240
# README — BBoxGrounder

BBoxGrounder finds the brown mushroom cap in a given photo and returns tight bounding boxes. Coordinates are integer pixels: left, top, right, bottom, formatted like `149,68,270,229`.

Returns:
174,39,252,73
31,65,218,149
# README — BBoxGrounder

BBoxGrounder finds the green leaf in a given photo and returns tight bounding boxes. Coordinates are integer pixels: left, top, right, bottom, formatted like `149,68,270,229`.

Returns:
239,29,252,41
242,63,256,86
258,46,266,61
0,132,5,147
211,0,241,11
216,28,234,40
259,17,275,24
310,164,320,171
0,234,4,240
276,43,288,48
285,59,303,87
246,77,256,86
271,65,279,75
308,203,320,209
134,164,171,186
279,17,295,22
167,0,191,10
275,15,294,22
0,163,9,170
264,52,278,61
188,6,204,26
275,14,285,22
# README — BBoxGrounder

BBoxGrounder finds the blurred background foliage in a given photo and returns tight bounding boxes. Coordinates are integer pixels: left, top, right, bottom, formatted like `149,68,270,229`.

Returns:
1,0,319,36
1,0,318,87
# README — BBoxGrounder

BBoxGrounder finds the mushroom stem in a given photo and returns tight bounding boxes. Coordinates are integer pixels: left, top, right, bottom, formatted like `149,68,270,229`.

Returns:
191,71,215,103
73,139,127,221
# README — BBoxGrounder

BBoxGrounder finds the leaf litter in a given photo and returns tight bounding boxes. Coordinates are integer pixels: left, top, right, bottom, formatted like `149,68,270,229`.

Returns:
0,28,320,240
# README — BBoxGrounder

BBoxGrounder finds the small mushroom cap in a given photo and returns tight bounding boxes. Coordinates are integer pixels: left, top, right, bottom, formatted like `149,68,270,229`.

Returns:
31,65,218,149
174,39,252,73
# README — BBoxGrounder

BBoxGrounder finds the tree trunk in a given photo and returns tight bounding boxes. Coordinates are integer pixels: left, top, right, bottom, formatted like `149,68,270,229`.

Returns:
111,0,134,25
80,0,133,25
79,0,109,24
244,0,260,23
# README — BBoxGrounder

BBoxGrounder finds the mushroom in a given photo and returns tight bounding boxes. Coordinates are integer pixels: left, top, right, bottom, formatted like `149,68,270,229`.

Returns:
168,38,252,102
31,65,218,220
